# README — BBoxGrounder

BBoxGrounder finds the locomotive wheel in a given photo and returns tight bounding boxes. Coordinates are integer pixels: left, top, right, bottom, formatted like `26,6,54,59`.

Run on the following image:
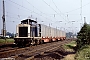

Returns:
41,40,44,44
37,40,40,45
56,39,58,42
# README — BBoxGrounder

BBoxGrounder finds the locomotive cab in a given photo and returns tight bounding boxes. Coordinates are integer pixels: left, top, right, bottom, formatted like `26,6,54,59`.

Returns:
16,19,38,37
14,19,42,47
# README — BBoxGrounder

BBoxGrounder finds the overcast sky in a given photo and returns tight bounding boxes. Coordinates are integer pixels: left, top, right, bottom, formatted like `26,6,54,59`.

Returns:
0,0,90,34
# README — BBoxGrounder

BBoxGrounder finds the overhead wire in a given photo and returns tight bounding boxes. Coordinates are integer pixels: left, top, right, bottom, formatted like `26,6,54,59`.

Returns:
42,0,67,21
65,1,90,30
4,0,65,23
51,0,69,27
65,1,90,31
6,15,19,19
51,0,86,25
42,0,68,30
66,2,90,13
0,7,20,22
8,0,52,21
4,0,84,31
4,0,24,20
51,0,73,29
26,0,47,15
8,0,64,25
4,1,43,23
51,0,66,18
26,0,58,21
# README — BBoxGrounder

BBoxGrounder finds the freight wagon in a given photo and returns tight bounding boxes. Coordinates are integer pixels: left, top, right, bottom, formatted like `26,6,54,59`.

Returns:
14,19,66,47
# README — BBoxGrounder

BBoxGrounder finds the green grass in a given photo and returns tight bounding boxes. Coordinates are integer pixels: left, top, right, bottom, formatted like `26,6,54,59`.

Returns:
75,45,90,60
0,39,14,44
63,41,76,49
62,41,76,60
63,41,90,60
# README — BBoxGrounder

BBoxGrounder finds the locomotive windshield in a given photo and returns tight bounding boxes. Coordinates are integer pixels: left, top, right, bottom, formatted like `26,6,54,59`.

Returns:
21,19,37,25
19,27,28,37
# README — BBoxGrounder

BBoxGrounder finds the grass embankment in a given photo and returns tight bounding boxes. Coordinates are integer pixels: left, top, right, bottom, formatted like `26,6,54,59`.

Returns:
63,41,90,60
0,39,14,44
62,41,76,60
63,41,76,50
75,45,90,60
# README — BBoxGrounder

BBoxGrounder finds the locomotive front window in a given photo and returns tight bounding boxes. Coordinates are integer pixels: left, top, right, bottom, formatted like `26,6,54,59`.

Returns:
19,27,28,37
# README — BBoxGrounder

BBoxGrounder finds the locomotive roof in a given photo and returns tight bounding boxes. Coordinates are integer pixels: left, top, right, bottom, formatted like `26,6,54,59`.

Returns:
21,19,37,23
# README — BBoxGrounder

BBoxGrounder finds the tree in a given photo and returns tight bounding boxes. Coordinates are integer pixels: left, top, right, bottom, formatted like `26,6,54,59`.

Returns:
76,23,89,49
87,24,90,44
6,32,14,38
66,32,73,38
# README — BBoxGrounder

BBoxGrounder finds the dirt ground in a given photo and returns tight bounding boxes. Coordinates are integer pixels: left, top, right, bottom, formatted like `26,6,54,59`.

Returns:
61,49,75,60
62,54,75,60
33,47,76,60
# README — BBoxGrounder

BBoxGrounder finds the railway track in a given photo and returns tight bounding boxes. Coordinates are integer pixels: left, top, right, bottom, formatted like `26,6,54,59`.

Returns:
0,41,62,57
0,39,74,60
16,40,72,60
0,43,16,52
0,41,62,58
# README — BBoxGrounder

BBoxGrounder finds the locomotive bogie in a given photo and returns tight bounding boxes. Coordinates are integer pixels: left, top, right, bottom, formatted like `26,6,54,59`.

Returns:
14,37,42,46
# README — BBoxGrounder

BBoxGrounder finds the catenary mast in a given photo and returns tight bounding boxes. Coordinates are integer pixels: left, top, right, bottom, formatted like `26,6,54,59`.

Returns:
2,0,6,38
